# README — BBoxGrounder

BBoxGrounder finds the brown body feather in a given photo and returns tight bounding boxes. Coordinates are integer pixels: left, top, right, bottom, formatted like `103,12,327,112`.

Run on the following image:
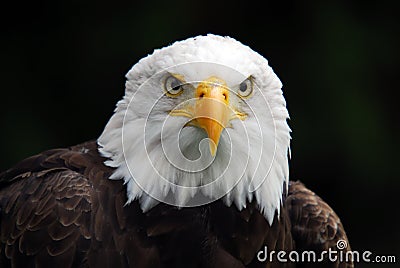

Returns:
0,141,353,267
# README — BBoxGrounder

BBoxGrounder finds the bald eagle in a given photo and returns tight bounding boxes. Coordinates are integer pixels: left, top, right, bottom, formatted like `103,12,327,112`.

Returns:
0,35,353,267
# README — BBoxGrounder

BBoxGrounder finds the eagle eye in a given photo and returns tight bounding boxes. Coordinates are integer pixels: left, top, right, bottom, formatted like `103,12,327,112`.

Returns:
238,76,253,98
164,75,184,97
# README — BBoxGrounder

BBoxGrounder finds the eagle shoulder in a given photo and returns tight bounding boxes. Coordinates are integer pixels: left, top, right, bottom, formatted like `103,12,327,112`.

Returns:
286,181,354,267
0,143,95,267
0,141,160,267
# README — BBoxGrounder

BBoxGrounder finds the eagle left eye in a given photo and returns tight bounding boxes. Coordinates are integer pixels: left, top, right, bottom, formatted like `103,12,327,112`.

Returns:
238,77,253,98
165,75,184,96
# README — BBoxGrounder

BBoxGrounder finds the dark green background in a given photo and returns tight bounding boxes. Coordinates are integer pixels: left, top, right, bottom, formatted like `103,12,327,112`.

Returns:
1,0,399,265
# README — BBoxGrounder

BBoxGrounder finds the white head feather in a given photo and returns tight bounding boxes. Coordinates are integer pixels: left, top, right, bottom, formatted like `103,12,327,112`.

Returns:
98,34,291,225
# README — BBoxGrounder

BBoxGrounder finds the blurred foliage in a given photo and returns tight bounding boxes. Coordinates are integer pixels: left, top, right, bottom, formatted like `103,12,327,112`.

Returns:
1,0,399,262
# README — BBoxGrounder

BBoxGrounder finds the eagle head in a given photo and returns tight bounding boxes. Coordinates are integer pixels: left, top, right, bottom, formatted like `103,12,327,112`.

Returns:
98,34,290,224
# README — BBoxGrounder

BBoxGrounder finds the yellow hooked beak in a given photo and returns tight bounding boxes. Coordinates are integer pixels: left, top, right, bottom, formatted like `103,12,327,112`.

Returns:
193,77,230,156
170,76,246,156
